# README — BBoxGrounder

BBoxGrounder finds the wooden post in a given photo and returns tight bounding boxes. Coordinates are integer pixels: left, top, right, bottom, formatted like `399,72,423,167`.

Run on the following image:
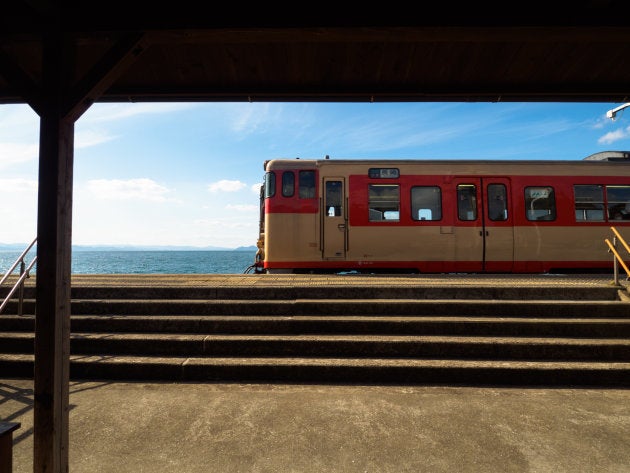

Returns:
33,31,74,473
28,23,145,473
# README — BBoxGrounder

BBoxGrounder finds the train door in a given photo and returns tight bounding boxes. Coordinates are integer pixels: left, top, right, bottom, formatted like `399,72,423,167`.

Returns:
453,179,484,271
453,178,514,272
482,178,514,272
323,178,346,259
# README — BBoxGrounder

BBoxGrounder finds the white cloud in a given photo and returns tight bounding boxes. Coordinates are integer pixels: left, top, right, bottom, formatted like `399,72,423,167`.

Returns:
0,105,39,171
207,179,247,192
229,103,274,134
592,114,610,129
0,206,37,242
194,217,254,227
0,105,38,139
193,217,257,235
81,103,197,124
251,183,262,193
74,103,198,153
226,204,258,212
86,178,173,202
0,177,38,242
598,126,630,145
75,129,117,149
186,216,259,247
0,142,39,168
0,178,38,193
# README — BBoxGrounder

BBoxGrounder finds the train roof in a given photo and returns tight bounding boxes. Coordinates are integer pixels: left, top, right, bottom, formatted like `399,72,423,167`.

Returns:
583,151,630,161
264,152,630,169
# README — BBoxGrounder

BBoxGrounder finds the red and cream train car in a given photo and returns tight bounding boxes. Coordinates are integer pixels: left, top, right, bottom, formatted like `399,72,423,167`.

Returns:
253,153,630,274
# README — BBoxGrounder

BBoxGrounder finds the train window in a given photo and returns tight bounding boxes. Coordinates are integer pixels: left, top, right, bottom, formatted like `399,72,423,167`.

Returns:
264,172,275,198
368,184,400,221
457,184,477,221
574,185,604,221
299,171,316,199
411,186,442,221
487,184,508,221
525,186,556,221
282,171,295,197
606,185,630,220
325,181,343,217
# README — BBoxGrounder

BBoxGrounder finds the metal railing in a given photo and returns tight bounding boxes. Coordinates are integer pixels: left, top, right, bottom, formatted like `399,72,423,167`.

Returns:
0,238,37,316
604,227,630,285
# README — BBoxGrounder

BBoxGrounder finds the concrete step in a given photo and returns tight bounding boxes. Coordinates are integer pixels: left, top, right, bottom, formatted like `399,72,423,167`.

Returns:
0,275,619,301
3,314,630,337
3,298,629,317
1,274,627,386
62,284,626,301
1,354,629,386
3,331,630,359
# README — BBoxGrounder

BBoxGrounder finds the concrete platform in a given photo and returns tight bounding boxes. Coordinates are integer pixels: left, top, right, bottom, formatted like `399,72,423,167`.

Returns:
65,272,623,287
2,378,630,473
2,273,628,471
5,271,624,288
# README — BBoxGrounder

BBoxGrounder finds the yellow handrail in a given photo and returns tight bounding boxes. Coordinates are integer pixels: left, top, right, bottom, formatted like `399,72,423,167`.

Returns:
605,226,630,284
611,226,630,255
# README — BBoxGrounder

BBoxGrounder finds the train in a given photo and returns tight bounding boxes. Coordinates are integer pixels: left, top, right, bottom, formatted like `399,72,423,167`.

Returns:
251,151,630,274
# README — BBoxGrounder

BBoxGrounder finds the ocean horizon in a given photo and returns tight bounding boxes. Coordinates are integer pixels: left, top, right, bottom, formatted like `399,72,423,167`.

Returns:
0,249,258,275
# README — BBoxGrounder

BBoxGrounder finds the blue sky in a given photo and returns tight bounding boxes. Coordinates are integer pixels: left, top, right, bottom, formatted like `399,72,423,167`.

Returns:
1,101,629,249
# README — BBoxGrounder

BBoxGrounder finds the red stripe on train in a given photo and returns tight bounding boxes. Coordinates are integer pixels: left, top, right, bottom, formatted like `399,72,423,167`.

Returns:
263,260,611,273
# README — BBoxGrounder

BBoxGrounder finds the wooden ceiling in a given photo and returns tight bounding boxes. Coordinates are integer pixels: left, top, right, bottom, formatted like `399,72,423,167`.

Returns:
2,2,630,107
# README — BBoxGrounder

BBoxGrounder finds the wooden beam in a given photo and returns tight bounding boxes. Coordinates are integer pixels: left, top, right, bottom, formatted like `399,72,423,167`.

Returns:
0,47,43,115
64,31,147,122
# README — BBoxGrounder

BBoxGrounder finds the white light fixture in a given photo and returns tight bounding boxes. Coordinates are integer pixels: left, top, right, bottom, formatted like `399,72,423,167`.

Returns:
606,103,630,121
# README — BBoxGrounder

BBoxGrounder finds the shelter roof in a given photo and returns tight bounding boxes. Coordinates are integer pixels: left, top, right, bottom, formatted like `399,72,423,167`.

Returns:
2,2,630,105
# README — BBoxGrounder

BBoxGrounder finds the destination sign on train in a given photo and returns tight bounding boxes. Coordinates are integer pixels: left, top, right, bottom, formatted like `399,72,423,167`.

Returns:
368,168,400,179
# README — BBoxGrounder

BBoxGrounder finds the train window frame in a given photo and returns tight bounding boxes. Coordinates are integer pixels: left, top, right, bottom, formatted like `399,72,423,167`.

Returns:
487,184,508,221
411,186,442,221
325,181,343,217
574,185,605,222
282,171,295,197
606,185,630,220
457,184,477,221
525,186,557,221
264,171,275,198
299,170,316,199
368,184,400,222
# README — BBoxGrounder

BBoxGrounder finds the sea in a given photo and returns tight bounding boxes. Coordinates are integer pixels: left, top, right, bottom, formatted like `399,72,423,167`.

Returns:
0,250,258,275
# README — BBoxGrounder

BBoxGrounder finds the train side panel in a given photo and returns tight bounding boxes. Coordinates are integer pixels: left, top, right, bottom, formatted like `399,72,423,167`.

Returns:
259,158,630,273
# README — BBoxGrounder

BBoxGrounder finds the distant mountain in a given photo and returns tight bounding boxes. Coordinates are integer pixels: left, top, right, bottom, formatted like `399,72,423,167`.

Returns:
0,243,257,252
71,245,248,252
234,246,257,251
